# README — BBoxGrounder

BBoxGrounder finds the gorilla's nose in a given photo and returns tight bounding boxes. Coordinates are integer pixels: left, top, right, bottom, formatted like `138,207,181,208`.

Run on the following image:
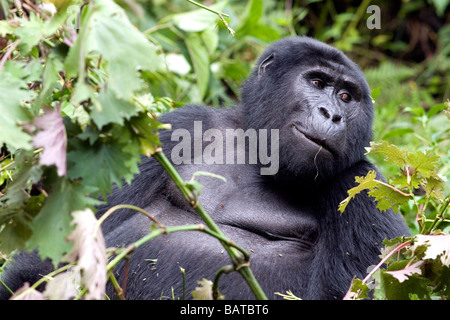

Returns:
318,106,343,124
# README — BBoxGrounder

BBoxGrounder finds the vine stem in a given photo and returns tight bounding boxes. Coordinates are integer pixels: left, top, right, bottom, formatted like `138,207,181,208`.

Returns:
361,241,411,285
11,262,76,300
373,179,414,198
344,240,411,300
153,151,267,300
427,195,450,233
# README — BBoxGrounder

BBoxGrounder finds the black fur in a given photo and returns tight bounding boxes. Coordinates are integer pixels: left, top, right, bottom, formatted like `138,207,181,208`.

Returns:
0,37,409,300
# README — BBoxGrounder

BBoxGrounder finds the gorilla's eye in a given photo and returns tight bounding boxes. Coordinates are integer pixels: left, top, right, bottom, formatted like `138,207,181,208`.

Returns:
312,79,324,89
340,92,351,102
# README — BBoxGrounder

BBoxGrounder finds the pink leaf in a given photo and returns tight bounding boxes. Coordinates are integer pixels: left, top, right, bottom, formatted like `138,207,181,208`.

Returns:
385,261,423,283
65,209,107,300
32,106,67,176
10,283,45,300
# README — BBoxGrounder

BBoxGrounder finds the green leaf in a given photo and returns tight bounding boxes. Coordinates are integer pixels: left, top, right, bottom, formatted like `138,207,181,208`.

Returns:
366,141,408,168
127,114,167,157
0,156,44,254
65,0,165,100
91,87,138,129
407,150,440,179
33,53,64,109
185,33,210,100
26,179,101,266
371,87,381,101
368,184,410,213
421,175,445,199
344,278,370,300
67,139,140,198
235,0,279,41
235,0,263,37
381,267,430,300
15,13,46,54
382,128,414,140
338,170,377,213
0,62,35,151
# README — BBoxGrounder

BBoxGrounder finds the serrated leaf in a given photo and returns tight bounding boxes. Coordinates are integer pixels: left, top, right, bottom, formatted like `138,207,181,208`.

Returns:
366,141,408,168
67,139,140,197
421,175,445,199
26,179,101,266
413,235,450,266
0,152,43,254
385,261,423,283
381,267,430,300
129,115,167,157
64,209,106,300
0,63,35,151
407,150,440,179
338,170,377,213
65,0,165,100
91,87,138,129
367,184,410,213
343,278,369,300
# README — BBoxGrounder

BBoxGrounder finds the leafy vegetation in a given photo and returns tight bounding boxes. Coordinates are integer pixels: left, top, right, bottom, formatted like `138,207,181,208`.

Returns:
0,0,449,300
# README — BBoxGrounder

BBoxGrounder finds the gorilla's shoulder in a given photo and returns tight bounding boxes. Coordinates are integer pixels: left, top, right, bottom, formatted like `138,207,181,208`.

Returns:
160,104,241,129
160,104,215,123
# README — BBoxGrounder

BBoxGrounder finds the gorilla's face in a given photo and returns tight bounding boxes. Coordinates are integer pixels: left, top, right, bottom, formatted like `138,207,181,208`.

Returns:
241,37,374,181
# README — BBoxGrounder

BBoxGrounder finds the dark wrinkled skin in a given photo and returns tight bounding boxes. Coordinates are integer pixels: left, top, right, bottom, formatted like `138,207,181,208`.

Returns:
0,37,409,300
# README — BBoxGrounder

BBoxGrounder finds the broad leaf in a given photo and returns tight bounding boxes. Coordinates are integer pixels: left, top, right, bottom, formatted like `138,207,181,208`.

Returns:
65,0,165,100
0,62,35,151
26,179,101,265
32,106,67,176
64,209,106,300
338,170,377,213
366,141,408,168
67,139,140,197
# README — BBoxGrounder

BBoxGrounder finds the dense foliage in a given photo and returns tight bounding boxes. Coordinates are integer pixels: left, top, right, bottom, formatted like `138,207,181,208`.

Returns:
0,0,449,299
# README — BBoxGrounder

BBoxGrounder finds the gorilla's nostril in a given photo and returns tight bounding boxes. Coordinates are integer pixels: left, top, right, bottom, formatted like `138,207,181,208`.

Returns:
332,114,342,123
319,107,330,119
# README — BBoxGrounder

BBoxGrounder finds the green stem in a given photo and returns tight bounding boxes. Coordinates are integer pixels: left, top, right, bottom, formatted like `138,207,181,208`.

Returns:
185,0,229,17
428,196,450,233
11,262,75,300
213,265,234,299
153,151,267,300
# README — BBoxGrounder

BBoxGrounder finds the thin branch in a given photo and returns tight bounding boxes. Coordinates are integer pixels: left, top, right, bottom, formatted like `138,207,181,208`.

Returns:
185,0,235,36
153,151,266,300
362,241,411,285
94,204,165,237
374,179,414,197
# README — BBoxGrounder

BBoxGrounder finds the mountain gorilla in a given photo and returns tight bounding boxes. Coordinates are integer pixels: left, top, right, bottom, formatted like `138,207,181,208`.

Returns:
0,37,409,300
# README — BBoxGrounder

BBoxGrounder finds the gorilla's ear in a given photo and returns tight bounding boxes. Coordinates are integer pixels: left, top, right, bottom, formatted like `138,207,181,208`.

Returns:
258,53,274,76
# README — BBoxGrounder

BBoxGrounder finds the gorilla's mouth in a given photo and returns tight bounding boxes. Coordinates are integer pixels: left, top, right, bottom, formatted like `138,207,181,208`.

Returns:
292,124,336,156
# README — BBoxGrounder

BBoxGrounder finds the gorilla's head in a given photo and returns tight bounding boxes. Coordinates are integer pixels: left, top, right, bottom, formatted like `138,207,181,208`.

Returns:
241,36,374,182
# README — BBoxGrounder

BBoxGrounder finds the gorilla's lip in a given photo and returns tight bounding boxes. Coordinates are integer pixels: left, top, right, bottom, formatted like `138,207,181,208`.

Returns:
292,124,336,156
